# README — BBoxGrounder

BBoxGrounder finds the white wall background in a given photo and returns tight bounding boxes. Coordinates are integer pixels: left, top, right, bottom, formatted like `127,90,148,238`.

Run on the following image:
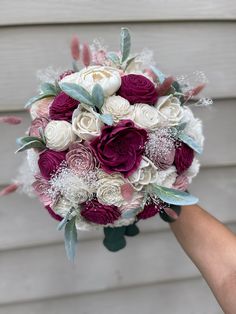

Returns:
0,1,236,313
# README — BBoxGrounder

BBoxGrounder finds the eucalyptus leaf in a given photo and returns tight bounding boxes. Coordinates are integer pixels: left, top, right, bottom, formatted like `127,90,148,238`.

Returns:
16,140,45,153
40,82,57,95
92,84,104,109
17,136,44,146
107,52,120,65
100,114,113,126
64,216,78,262
151,184,199,206
150,66,165,84
25,92,55,108
60,83,94,107
54,80,62,94
120,27,131,63
178,132,203,154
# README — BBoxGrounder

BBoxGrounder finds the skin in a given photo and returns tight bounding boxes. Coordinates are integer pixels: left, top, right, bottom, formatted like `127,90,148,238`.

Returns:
170,204,236,314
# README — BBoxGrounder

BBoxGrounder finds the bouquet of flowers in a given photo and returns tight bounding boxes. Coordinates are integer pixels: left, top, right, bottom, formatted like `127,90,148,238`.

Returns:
8,28,206,260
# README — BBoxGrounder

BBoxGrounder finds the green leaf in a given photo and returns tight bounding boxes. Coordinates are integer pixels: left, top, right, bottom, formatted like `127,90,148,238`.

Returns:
120,27,131,63
57,210,72,231
17,136,44,145
16,140,45,153
103,226,126,252
124,55,137,70
38,127,46,143
125,223,140,237
178,132,203,154
151,184,199,206
25,92,55,108
170,122,187,138
100,114,113,126
107,52,120,65
92,84,104,110
40,82,57,95
64,216,78,262
60,83,94,107
150,66,165,83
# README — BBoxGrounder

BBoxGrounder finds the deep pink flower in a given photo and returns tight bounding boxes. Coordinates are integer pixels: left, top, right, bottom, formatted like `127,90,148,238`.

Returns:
137,201,162,220
29,116,49,137
174,142,194,174
38,149,67,180
117,74,158,105
90,120,148,177
81,199,121,225
49,91,79,121
45,205,62,221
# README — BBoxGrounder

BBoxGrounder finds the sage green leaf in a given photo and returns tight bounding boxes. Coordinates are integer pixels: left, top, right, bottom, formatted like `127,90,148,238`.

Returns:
103,226,126,252
100,114,113,126
64,216,78,262
16,140,45,153
124,55,137,70
107,52,120,65
178,132,203,154
57,210,71,231
60,83,94,107
170,122,187,138
150,66,165,83
54,80,62,94
25,92,55,108
151,184,199,206
40,82,57,95
92,84,104,109
120,27,131,63
38,127,46,143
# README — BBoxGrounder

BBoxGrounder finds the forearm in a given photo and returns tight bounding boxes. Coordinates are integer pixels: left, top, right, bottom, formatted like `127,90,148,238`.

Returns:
170,204,236,314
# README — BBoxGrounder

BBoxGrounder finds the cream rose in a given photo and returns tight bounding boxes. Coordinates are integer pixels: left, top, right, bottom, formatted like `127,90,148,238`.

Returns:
128,157,158,191
52,197,75,218
155,166,177,188
72,105,103,140
156,95,184,126
101,95,134,123
133,103,162,130
185,157,200,184
96,172,126,207
61,65,121,97
45,120,76,151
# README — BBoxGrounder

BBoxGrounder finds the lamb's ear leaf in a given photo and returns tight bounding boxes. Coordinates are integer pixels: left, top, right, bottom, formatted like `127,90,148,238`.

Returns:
100,114,113,126
151,184,199,206
64,216,78,262
150,66,165,84
25,93,55,108
40,82,58,95
60,83,94,107
92,84,104,110
120,27,131,63
16,140,45,153
178,132,203,154
107,52,120,65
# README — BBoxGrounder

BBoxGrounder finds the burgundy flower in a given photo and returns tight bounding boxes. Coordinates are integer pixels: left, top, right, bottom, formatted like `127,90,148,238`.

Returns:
29,116,49,137
174,142,194,174
90,120,148,177
137,201,162,220
49,92,79,121
45,205,62,221
81,199,121,225
38,149,67,180
117,74,158,105
66,142,96,174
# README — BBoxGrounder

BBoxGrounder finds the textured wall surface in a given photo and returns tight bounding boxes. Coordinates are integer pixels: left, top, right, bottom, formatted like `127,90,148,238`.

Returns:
0,1,236,313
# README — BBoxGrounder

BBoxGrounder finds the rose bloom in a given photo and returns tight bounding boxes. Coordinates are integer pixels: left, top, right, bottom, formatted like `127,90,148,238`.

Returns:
80,198,121,225
174,142,194,174
29,116,49,137
45,120,76,151
49,92,79,121
38,149,67,180
117,74,158,105
30,97,54,120
101,95,134,123
90,120,148,177
60,65,121,97
132,103,162,130
156,95,184,126
66,142,96,174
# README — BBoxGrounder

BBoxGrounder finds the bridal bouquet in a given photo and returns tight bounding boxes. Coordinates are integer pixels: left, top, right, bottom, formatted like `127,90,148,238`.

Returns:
12,28,206,260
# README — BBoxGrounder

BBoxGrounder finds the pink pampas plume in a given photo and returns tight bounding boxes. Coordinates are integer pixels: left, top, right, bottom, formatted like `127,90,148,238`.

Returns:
82,42,91,67
156,76,175,96
184,83,206,102
0,116,22,125
0,183,19,196
70,35,80,61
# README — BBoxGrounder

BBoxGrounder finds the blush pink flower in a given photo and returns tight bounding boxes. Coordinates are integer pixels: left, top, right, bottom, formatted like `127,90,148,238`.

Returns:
29,116,49,137
174,142,194,174
81,199,121,225
66,142,97,174
90,120,147,177
173,174,189,191
32,175,52,206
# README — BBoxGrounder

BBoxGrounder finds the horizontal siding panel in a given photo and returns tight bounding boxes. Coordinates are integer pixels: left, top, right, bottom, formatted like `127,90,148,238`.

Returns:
0,22,236,109
1,99,235,185
0,166,235,251
1,0,236,26
0,223,235,305
0,277,223,314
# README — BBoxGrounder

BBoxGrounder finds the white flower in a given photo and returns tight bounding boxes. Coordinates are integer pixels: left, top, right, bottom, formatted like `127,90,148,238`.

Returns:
185,158,200,184
154,166,177,188
52,197,75,217
61,65,121,97
181,106,204,149
101,95,134,123
133,103,162,130
72,105,103,140
45,120,76,151
156,95,184,126
96,172,126,207
128,157,158,191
